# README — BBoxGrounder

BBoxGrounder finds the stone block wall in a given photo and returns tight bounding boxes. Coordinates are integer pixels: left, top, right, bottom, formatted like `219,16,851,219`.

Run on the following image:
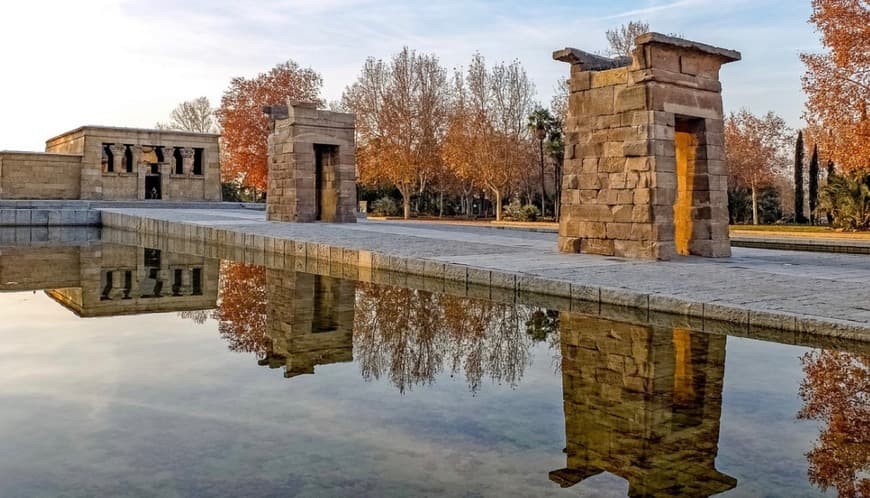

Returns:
0,152,82,199
550,312,736,496
555,33,740,259
45,126,221,201
267,102,357,223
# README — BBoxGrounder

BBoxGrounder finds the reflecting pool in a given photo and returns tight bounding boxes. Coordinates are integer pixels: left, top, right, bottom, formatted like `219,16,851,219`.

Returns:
0,229,866,497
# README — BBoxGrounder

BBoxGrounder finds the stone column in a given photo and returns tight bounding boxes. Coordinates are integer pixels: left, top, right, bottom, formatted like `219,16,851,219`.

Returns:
160,145,174,171
108,144,126,174
129,145,142,174
179,147,195,176
137,161,148,200
158,163,171,200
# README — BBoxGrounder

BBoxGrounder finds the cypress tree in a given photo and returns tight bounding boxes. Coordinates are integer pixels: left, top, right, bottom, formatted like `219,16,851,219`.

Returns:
794,131,806,223
808,144,819,225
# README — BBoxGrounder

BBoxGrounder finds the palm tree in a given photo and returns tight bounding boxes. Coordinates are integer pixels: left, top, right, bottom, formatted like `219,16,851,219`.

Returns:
820,173,870,230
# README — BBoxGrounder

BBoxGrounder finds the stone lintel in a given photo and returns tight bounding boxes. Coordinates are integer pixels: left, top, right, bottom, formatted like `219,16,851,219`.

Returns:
553,48,631,70
263,105,289,120
285,102,355,128
636,32,741,63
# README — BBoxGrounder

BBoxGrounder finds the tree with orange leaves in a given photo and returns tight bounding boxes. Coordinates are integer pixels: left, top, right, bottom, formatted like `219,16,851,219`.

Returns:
216,61,324,193
442,53,536,221
342,48,449,219
798,350,869,498
801,0,870,176
725,109,792,224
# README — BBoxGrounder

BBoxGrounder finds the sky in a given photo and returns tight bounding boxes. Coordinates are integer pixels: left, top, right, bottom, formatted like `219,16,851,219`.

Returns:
0,0,821,151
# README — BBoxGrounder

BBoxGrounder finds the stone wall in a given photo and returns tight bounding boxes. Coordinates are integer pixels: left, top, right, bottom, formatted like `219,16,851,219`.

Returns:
550,312,736,496
555,34,740,259
266,103,357,222
45,126,221,201
0,151,82,199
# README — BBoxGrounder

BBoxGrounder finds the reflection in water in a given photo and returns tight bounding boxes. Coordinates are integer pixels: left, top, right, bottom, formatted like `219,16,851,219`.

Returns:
355,282,549,394
203,263,555,392
261,270,355,378
213,262,269,354
2,234,868,497
0,243,218,317
550,314,737,497
799,351,870,497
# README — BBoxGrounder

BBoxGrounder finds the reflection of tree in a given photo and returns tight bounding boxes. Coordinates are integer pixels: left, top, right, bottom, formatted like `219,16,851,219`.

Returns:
354,282,555,394
798,351,870,498
178,309,209,324
212,261,269,354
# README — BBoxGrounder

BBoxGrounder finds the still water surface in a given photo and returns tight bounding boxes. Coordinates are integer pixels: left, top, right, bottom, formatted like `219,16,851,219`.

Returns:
0,236,866,497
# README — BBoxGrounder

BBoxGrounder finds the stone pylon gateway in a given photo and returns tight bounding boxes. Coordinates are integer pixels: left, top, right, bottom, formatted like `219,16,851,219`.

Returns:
265,102,357,223
554,33,740,260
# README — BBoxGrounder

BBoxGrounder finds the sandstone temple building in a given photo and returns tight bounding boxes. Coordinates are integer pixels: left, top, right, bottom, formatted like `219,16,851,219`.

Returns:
0,126,220,201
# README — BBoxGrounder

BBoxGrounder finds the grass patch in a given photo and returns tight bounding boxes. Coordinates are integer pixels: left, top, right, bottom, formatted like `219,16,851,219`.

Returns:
730,224,836,233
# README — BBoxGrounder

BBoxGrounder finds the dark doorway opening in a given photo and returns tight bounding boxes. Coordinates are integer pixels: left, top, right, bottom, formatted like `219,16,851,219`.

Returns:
124,145,134,173
313,144,339,221
145,174,162,199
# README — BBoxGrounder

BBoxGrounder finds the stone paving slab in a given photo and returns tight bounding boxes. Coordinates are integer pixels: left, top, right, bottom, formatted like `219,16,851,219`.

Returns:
100,208,870,339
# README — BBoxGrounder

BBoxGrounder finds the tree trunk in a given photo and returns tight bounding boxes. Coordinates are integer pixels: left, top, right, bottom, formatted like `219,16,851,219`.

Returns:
438,191,444,218
539,139,546,217
554,160,562,222
751,184,759,225
494,190,503,221
400,189,411,220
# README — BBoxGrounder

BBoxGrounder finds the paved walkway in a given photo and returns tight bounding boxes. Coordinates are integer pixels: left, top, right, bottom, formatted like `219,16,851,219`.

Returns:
101,208,870,338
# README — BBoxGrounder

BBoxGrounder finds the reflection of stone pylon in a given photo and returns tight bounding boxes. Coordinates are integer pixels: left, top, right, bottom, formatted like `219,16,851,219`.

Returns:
263,269,355,378
550,313,736,497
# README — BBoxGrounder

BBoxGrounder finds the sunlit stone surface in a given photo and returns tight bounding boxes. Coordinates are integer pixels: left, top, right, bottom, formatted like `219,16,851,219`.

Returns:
554,34,740,259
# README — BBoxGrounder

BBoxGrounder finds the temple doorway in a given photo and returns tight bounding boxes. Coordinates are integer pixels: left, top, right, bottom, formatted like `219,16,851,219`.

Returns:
145,166,162,200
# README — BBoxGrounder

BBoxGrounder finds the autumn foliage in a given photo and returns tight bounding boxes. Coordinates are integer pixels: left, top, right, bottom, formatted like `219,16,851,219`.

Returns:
211,261,269,354
725,109,792,224
801,0,870,176
216,61,324,192
342,48,449,219
799,350,870,497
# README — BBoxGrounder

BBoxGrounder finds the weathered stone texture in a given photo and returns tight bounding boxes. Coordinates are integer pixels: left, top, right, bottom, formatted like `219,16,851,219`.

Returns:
555,33,740,260
0,152,82,199
267,102,357,223
1,126,221,201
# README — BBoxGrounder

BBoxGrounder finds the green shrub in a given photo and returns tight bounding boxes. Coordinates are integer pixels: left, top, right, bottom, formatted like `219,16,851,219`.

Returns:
820,174,870,230
370,196,400,217
504,200,540,221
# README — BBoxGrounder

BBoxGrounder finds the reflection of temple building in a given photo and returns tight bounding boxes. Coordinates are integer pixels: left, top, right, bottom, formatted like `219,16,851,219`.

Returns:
0,243,217,316
551,313,736,497
259,269,355,378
